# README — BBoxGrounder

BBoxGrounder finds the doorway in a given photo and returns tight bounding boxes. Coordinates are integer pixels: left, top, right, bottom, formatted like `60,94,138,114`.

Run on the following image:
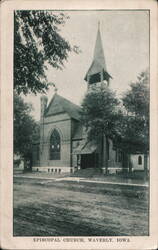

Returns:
80,153,98,169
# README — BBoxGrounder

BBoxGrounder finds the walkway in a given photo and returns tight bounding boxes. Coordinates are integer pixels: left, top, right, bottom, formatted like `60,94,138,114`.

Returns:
13,174,148,188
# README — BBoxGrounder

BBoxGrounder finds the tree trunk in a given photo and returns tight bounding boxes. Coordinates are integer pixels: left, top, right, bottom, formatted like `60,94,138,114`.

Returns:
128,154,132,174
23,159,27,172
29,154,33,172
102,135,108,174
101,134,104,173
105,136,109,174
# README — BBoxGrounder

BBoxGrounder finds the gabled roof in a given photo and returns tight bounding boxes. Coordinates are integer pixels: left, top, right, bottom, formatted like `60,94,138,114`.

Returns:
73,140,98,155
44,93,81,121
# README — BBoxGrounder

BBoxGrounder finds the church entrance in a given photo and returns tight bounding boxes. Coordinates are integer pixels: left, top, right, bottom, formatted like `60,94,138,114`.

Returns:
80,153,99,169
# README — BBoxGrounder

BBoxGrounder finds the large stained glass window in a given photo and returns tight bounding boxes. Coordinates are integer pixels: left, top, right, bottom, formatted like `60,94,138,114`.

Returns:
50,129,61,160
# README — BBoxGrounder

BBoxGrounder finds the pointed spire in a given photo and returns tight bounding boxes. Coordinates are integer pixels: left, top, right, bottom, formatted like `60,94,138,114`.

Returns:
93,22,107,70
84,22,112,84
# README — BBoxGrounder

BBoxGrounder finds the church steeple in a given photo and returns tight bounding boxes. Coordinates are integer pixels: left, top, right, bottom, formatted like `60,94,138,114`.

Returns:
84,23,112,88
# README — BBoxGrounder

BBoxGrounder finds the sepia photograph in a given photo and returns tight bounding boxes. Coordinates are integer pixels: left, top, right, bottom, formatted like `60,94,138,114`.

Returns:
13,9,150,237
1,0,158,249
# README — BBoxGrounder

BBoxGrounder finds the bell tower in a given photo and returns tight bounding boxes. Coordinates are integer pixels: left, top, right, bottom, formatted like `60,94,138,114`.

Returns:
84,23,112,90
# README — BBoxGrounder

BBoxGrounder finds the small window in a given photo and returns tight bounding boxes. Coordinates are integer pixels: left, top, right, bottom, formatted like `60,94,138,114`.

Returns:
138,155,142,165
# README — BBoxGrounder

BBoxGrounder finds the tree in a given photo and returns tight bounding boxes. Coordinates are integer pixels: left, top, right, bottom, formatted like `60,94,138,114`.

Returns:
81,86,121,173
14,10,79,95
14,92,40,169
121,70,149,175
122,71,149,119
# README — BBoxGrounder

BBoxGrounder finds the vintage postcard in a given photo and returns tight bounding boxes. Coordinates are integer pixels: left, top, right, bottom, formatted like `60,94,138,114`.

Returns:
0,0,158,249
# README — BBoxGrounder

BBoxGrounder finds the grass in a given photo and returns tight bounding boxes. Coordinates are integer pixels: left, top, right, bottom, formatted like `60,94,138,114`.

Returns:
72,168,148,182
13,177,149,236
15,168,148,186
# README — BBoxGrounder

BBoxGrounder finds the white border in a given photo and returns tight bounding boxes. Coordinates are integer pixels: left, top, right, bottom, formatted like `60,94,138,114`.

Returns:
0,0,158,249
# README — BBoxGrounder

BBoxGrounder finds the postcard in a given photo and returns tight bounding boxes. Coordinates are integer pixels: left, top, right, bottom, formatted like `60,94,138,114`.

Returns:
0,0,158,249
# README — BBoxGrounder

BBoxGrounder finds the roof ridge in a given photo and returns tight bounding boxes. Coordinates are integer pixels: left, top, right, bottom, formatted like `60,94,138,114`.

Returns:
44,93,57,115
44,93,81,120
56,93,81,110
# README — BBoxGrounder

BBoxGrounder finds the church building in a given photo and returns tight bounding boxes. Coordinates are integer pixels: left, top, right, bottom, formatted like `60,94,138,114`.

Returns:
32,26,125,174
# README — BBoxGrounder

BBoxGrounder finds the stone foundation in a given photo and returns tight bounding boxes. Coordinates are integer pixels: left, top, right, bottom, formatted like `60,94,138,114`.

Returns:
32,166,73,174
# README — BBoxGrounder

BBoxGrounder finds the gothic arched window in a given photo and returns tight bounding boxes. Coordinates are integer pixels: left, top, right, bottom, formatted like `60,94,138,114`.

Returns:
138,155,142,165
50,129,61,160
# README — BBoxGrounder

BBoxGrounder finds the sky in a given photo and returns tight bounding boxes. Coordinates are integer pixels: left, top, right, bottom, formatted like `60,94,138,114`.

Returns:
24,10,149,121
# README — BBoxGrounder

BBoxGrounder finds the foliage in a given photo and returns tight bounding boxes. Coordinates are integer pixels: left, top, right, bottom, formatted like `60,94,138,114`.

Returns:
81,86,121,140
14,92,40,160
14,10,79,95
120,70,149,153
122,71,149,118
81,70,149,156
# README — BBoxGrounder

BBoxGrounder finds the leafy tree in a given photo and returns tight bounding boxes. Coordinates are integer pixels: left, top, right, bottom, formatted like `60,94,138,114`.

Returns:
81,86,121,173
121,70,149,174
122,71,149,118
14,92,40,168
14,10,79,95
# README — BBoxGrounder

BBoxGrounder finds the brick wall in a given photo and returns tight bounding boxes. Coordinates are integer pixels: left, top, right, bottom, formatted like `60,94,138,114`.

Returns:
40,113,71,168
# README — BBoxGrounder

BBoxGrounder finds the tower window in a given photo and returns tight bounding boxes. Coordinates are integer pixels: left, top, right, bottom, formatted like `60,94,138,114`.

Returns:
138,155,142,165
50,129,61,160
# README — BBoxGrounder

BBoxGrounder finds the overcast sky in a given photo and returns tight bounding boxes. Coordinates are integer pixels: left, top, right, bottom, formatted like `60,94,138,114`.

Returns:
24,10,149,121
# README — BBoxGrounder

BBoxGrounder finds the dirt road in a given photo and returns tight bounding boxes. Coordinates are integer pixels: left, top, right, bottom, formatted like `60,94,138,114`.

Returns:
13,177,149,236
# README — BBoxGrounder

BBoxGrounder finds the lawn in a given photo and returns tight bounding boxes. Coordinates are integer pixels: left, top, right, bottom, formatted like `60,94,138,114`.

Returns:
13,177,149,236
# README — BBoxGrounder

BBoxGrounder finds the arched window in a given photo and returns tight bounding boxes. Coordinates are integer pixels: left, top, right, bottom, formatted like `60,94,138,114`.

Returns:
138,155,142,165
50,129,61,160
